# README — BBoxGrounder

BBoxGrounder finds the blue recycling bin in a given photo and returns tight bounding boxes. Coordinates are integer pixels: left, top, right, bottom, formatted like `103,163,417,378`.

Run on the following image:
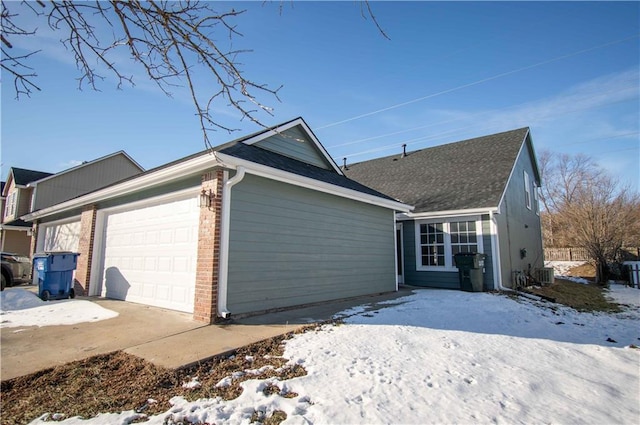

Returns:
32,252,80,301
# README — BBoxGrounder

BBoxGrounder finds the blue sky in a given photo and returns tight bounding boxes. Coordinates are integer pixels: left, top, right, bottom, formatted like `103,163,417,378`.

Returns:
2,1,639,192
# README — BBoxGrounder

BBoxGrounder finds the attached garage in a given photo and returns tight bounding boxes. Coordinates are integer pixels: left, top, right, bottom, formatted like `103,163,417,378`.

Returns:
24,117,412,323
96,193,199,312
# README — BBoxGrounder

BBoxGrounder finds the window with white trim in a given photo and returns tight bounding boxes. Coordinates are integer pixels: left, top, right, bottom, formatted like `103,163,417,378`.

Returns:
419,222,445,267
4,191,17,220
524,171,532,210
416,217,484,271
534,186,540,215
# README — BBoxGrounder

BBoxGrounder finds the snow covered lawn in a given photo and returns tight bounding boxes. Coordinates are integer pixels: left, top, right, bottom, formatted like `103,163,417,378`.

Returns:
33,286,640,425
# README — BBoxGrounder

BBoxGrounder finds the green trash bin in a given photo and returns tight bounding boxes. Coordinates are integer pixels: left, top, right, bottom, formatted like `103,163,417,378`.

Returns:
454,252,486,292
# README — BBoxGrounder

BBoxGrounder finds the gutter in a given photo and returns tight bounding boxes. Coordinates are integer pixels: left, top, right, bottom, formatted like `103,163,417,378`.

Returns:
217,166,246,319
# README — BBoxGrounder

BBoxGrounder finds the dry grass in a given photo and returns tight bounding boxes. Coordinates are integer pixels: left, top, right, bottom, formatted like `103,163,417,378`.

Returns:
524,278,622,313
523,264,622,313
0,328,313,425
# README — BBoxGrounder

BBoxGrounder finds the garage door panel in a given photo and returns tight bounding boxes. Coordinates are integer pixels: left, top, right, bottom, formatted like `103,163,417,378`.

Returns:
101,196,198,312
39,220,81,252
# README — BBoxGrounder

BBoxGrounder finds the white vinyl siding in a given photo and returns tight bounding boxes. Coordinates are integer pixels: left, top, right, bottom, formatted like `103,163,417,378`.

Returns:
416,217,484,272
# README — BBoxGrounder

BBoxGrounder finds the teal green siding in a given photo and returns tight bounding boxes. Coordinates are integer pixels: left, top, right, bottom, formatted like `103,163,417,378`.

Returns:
254,125,332,170
227,174,396,315
402,216,495,290
496,139,544,288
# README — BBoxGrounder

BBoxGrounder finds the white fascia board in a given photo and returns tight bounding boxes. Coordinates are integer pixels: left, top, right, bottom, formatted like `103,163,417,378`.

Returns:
241,118,343,176
23,152,220,221
397,207,497,221
215,152,412,212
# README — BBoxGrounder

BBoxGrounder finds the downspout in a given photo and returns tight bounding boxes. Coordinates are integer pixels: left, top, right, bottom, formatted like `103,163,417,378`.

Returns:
217,166,246,319
393,212,398,292
490,210,511,292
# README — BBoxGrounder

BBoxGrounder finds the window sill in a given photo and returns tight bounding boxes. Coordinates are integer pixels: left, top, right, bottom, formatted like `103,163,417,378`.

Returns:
416,266,458,272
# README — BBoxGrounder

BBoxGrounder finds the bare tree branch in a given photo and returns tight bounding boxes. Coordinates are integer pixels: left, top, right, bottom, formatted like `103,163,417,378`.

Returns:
1,0,284,147
1,0,390,147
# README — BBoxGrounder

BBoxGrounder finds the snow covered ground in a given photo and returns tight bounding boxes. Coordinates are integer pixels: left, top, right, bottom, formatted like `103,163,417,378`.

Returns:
0,289,118,328
31,286,640,425
545,260,588,277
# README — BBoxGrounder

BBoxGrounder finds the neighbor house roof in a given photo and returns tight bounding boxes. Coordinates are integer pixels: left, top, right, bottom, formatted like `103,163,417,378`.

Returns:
11,168,53,186
344,128,532,214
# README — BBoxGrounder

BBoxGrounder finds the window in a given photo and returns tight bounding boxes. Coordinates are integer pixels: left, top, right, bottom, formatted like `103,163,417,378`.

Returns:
419,223,445,266
533,186,540,216
4,191,16,220
416,218,483,271
524,171,532,210
450,221,478,257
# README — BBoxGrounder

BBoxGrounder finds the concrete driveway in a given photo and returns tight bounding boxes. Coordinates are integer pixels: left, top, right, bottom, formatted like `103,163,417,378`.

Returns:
1,287,413,381
1,298,204,381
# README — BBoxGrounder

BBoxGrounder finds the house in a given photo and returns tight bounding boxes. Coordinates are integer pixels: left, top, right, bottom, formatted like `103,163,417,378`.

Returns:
1,152,144,256
2,168,53,255
344,128,544,290
23,118,412,323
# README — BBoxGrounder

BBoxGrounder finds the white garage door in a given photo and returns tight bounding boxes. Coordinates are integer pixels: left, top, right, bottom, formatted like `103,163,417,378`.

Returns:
38,219,81,252
100,195,199,312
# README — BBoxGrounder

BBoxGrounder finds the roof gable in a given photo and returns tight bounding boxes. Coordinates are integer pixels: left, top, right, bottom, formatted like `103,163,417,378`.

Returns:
241,118,342,174
345,128,530,213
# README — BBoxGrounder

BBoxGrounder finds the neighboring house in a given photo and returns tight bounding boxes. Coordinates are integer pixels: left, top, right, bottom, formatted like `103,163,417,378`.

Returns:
1,168,53,256
23,118,412,323
1,152,144,256
345,128,544,290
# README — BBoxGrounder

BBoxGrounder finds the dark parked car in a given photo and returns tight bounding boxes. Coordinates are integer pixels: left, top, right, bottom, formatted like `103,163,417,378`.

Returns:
1,252,32,291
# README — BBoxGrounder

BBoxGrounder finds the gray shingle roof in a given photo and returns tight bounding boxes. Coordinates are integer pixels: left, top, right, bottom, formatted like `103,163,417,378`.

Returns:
11,168,53,185
344,128,530,213
220,143,395,200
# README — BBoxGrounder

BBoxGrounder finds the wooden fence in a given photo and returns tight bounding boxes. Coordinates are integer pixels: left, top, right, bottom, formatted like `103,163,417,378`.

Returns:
544,247,640,262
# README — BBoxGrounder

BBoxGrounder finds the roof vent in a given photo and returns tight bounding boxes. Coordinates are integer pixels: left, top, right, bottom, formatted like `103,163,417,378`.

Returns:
401,144,407,158
342,157,348,171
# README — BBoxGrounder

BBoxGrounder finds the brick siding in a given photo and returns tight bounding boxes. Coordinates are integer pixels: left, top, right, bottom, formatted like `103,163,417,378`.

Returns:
193,170,224,323
74,205,97,296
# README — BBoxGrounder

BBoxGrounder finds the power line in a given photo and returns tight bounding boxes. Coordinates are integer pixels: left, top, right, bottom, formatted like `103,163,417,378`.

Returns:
338,95,639,161
315,34,640,131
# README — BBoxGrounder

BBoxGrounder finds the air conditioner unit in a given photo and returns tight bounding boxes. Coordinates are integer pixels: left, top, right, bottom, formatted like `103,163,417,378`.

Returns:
534,267,554,285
